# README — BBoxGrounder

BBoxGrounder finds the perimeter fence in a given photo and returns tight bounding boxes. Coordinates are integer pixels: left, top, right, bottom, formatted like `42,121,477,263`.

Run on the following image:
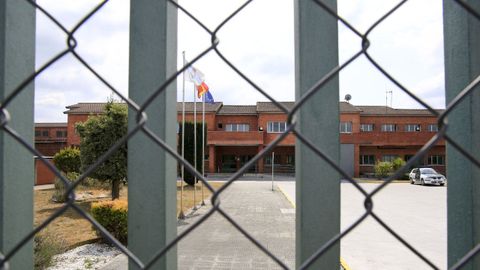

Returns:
1,0,480,269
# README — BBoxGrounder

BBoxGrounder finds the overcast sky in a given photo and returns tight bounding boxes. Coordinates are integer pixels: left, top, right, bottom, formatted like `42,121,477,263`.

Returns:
34,0,445,122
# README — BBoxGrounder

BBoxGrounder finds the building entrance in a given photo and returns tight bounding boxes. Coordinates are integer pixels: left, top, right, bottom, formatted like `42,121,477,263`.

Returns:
221,155,256,173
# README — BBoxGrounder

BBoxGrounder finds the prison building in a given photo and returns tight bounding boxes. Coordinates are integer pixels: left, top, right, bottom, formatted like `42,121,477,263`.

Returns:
34,123,68,185
62,102,445,177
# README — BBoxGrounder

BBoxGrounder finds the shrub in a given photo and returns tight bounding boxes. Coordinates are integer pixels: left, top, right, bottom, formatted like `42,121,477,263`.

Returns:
51,172,77,203
34,230,67,270
374,161,393,178
392,157,406,171
53,147,81,173
91,200,128,245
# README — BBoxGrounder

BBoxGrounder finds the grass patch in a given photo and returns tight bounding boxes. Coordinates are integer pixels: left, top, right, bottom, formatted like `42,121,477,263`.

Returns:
34,229,67,270
34,181,223,255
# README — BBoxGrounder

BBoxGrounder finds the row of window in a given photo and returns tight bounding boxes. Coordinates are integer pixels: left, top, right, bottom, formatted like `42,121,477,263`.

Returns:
35,130,67,138
359,154,445,166
177,121,439,134
341,123,438,133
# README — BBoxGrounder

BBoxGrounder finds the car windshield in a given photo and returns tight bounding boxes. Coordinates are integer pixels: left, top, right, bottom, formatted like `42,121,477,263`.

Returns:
420,168,437,174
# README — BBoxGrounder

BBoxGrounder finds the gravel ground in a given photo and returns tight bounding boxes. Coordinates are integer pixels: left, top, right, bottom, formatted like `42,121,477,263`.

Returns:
47,243,121,270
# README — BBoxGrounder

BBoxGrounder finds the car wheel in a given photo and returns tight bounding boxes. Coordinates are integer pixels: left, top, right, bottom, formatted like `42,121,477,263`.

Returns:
421,179,425,186
410,179,414,184
440,183,445,186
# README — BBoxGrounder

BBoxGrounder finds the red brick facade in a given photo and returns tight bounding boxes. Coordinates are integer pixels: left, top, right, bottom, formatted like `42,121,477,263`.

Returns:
35,123,68,156
61,102,446,178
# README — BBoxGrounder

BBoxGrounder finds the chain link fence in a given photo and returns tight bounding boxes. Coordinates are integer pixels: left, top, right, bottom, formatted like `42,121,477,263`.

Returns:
1,0,480,269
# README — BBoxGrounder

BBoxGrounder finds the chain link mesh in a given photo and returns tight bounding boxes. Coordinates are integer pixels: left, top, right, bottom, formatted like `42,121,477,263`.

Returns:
1,0,479,269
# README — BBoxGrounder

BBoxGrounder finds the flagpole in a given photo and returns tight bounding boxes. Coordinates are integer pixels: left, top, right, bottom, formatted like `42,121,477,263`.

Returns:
179,51,186,220
193,76,197,210
201,93,206,205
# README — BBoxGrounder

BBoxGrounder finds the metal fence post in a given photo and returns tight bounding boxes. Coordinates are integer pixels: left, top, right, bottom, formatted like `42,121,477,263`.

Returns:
128,0,177,269
444,1,480,268
294,0,340,268
0,1,35,269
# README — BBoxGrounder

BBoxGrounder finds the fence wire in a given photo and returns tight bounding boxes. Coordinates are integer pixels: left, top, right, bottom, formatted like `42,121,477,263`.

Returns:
1,0,479,269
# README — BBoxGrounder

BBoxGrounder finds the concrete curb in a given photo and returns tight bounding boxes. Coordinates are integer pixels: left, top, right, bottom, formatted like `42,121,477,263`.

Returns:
276,183,350,270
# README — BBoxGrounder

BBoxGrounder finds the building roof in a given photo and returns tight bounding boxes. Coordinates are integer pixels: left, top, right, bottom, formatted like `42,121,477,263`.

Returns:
64,102,442,116
356,106,443,116
35,122,67,127
65,102,223,114
176,102,223,113
217,105,257,115
64,103,107,114
340,102,362,112
256,102,294,113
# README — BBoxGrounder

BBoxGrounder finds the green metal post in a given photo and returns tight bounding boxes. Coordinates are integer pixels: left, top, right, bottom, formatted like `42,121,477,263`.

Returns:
294,0,340,269
444,1,480,269
0,1,35,269
128,1,177,269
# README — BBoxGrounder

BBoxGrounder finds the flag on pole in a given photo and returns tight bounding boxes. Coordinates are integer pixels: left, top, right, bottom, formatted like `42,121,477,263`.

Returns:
186,65,209,98
204,90,215,104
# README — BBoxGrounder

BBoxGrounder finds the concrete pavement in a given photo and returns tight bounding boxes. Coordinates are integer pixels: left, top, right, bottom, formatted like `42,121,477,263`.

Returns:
277,181,447,270
102,181,295,270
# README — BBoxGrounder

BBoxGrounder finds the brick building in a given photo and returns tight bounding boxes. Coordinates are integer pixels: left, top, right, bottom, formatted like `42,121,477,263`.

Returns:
63,102,445,177
34,123,68,185
34,122,68,156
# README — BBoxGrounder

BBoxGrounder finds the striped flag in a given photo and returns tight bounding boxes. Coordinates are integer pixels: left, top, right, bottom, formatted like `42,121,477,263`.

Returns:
204,90,215,104
186,65,209,98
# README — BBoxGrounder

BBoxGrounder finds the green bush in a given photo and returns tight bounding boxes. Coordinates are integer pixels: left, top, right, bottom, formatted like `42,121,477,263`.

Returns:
392,157,406,171
374,161,393,178
52,172,77,203
91,200,128,245
34,230,67,270
53,147,81,173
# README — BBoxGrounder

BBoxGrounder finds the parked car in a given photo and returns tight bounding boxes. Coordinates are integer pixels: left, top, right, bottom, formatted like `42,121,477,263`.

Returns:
409,168,446,186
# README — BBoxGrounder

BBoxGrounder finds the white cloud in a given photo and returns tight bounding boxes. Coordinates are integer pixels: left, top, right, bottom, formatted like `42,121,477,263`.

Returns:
34,0,446,122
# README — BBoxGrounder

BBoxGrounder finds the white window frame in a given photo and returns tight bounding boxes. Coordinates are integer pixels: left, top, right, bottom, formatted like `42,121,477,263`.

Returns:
359,155,375,165
360,124,374,132
339,122,352,133
382,155,398,162
381,124,396,132
427,124,438,132
267,121,287,133
226,123,250,132
405,124,421,132
427,155,445,165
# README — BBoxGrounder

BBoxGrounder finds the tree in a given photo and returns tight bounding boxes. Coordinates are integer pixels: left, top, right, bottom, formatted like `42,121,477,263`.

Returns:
178,122,206,185
53,146,81,173
76,101,127,199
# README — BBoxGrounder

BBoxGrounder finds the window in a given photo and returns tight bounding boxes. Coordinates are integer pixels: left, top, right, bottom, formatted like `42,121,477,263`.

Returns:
382,155,398,162
264,156,272,164
267,122,287,133
381,124,396,132
359,155,375,165
405,124,421,132
360,124,374,132
427,155,445,165
56,130,67,137
41,130,49,137
404,155,414,162
339,122,352,133
226,123,250,132
35,130,41,137
427,124,438,132
286,155,295,165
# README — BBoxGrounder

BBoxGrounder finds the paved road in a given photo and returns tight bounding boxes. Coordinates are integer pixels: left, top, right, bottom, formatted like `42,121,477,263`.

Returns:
277,181,447,270
103,181,295,270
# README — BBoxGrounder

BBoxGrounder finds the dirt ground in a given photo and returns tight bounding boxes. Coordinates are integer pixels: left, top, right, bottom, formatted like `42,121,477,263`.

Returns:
34,181,223,249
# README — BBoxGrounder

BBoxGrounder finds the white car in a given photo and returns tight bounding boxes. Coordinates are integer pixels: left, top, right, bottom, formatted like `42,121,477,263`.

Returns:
409,168,446,186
